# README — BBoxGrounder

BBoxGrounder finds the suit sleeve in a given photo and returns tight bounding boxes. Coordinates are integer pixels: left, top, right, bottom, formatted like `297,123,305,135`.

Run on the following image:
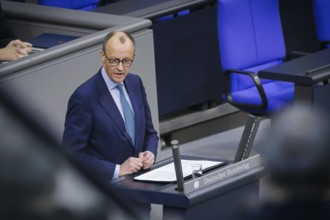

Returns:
62,90,116,182
0,2,16,48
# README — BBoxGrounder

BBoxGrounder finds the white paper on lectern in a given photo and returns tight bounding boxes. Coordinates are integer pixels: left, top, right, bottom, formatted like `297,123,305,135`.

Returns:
134,160,223,182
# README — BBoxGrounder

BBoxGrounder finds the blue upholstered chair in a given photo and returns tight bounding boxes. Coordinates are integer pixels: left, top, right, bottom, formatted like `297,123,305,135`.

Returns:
38,0,99,11
313,0,330,49
217,0,294,161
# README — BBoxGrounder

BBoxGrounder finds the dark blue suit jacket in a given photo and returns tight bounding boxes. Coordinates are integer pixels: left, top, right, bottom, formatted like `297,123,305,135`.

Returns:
0,2,16,48
63,70,159,182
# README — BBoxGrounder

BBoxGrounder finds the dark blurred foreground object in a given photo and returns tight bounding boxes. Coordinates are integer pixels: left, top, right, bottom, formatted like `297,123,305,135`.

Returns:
240,102,330,220
0,88,141,219
264,103,330,191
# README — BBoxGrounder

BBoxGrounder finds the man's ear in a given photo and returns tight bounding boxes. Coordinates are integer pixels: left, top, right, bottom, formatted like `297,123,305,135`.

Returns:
99,50,105,63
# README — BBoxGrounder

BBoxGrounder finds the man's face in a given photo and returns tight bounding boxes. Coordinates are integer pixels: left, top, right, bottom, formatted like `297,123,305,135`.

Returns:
100,38,135,83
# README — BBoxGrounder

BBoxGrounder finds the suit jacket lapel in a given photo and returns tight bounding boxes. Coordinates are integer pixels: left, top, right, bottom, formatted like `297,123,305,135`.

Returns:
95,72,133,145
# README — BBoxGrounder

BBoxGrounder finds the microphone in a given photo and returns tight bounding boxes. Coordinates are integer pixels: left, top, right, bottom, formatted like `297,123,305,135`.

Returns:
171,140,184,191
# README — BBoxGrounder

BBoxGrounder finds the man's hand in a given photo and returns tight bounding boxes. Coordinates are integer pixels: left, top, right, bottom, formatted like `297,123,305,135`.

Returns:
12,39,32,55
119,156,143,176
139,151,155,170
0,39,32,61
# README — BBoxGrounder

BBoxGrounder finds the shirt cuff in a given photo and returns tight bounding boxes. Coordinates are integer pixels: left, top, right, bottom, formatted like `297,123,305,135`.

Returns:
113,164,120,179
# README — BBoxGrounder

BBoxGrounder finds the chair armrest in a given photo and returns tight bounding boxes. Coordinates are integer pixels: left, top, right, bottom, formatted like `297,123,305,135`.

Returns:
224,69,268,110
285,50,311,60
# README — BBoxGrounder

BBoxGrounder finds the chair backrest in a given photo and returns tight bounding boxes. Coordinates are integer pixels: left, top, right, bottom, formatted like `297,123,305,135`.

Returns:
313,0,330,48
38,0,99,11
217,0,286,92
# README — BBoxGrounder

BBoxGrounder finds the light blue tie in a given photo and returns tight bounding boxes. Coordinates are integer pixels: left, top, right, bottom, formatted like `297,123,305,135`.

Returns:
117,84,135,144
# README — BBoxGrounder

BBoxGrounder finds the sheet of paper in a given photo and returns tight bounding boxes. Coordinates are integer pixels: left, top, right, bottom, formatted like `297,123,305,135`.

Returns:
134,159,223,182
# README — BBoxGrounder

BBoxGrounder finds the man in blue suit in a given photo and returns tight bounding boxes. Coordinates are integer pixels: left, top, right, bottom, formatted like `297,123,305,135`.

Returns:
63,31,159,183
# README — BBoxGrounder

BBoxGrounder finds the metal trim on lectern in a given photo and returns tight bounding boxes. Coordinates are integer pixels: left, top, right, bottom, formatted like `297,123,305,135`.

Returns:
184,154,262,193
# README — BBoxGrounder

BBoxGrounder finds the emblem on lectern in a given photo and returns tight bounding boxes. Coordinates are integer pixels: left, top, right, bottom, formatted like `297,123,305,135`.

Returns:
193,180,200,189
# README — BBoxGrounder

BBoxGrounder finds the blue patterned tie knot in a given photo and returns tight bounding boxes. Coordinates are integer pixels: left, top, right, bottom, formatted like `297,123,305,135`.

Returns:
117,84,135,144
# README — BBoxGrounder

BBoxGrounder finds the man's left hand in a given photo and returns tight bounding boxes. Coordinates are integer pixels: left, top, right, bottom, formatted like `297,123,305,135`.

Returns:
138,151,155,170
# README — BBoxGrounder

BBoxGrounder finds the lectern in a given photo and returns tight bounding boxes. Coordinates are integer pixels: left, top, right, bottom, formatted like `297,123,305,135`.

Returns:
108,155,263,220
